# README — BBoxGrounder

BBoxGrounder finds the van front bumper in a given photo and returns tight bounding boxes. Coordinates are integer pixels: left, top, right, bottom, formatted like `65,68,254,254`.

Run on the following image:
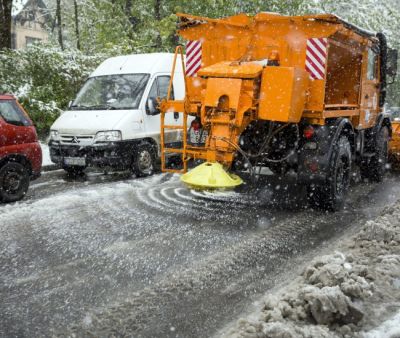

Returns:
48,141,133,169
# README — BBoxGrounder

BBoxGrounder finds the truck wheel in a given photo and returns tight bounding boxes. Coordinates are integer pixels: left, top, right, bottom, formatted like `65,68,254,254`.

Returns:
63,166,86,176
360,126,389,182
309,136,351,211
0,162,30,203
132,143,155,177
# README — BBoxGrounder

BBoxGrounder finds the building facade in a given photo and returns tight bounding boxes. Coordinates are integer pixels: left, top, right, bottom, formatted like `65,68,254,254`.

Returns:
12,0,51,49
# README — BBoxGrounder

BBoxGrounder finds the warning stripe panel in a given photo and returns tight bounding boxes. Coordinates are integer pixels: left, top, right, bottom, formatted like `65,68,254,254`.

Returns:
186,40,202,77
305,38,328,80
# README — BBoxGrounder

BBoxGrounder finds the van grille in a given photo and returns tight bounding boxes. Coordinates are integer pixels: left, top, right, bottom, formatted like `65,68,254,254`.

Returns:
60,134,94,145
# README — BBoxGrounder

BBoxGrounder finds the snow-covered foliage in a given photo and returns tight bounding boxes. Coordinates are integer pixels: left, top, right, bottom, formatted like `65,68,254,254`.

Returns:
0,43,105,135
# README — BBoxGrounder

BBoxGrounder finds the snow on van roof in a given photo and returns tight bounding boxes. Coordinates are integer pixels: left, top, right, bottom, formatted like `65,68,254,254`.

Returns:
90,53,183,77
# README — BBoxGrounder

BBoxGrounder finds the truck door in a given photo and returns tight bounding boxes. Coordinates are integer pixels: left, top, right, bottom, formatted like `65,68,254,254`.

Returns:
144,75,182,145
360,48,380,129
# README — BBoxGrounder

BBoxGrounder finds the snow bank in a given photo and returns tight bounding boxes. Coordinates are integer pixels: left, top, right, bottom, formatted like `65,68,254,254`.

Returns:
363,310,400,338
223,202,400,338
39,142,53,166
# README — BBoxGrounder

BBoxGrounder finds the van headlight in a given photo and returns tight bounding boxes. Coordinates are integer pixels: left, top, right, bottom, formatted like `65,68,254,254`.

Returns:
94,130,122,142
50,130,59,140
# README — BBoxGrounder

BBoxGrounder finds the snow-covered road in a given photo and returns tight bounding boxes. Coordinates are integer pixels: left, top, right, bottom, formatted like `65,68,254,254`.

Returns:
1,170,400,337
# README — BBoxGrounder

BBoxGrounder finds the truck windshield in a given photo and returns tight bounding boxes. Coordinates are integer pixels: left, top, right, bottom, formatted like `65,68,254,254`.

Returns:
71,74,150,110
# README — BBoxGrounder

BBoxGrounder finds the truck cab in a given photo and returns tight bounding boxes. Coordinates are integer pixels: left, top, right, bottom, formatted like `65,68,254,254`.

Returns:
0,95,42,202
49,53,185,176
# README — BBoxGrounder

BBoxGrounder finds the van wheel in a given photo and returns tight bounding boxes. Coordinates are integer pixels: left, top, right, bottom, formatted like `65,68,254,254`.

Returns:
0,162,30,203
308,136,351,211
360,126,389,182
132,143,155,177
63,166,86,176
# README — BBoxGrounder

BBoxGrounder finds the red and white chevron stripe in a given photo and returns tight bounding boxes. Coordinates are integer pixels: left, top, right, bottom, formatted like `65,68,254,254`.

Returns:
186,40,202,77
305,38,328,80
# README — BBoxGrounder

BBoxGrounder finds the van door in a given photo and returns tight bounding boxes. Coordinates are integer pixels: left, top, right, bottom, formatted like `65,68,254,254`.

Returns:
144,75,183,145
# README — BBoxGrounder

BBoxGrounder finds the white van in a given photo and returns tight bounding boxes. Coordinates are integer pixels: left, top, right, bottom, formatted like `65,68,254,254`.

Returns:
48,53,185,176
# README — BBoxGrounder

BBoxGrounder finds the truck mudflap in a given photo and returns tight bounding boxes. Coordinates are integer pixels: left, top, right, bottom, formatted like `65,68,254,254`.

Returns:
297,119,355,184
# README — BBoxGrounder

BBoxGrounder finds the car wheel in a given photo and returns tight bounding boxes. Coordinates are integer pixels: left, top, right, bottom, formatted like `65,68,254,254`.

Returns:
0,162,30,203
132,143,155,177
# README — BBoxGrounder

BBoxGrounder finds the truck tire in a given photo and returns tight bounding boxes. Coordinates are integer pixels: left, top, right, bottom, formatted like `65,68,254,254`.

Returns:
132,143,155,177
0,162,30,203
309,136,351,211
63,165,86,176
360,126,389,182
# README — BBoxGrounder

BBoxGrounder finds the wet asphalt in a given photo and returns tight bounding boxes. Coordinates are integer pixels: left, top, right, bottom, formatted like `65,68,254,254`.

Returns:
1,168,400,337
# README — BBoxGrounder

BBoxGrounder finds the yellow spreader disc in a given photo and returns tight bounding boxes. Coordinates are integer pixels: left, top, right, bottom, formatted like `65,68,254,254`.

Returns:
181,162,243,189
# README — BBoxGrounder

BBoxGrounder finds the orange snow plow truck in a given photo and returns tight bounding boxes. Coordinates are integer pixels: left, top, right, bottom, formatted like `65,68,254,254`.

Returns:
160,12,398,210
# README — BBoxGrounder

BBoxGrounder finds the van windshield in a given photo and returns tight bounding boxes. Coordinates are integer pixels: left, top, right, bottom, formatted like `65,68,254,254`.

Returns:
71,74,150,110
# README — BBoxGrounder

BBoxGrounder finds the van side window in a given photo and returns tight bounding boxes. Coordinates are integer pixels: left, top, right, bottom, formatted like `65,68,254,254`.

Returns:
157,76,174,99
367,49,378,80
148,76,174,101
0,101,31,127
146,76,174,115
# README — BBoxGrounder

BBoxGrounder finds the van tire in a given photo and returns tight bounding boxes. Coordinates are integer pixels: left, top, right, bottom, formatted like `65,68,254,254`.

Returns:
0,162,30,203
308,136,351,211
132,143,155,177
360,126,389,182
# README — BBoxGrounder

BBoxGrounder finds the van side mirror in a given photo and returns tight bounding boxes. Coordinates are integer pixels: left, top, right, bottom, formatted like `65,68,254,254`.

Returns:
68,100,73,109
146,97,160,115
387,49,398,78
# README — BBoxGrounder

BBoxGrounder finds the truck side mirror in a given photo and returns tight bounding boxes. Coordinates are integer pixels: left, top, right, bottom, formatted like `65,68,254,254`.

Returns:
68,100,73,108
146,97,160,115
387,49,398,78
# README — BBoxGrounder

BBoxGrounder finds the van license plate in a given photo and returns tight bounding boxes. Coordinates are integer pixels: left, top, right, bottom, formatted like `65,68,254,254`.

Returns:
64,157,86,166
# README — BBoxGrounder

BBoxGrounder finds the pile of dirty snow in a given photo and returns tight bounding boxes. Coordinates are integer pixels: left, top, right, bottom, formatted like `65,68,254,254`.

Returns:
223,202,400,338
40,142,53,166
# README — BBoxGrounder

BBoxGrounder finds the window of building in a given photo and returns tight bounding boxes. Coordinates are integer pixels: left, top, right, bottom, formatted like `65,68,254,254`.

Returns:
25,36,41,46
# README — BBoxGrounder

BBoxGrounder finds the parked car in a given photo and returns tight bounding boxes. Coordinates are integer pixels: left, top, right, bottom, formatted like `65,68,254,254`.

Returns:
49,53,189,176
0,95,42,202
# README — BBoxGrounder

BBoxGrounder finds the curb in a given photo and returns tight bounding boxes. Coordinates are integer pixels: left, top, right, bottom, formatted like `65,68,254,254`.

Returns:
42,164,59,172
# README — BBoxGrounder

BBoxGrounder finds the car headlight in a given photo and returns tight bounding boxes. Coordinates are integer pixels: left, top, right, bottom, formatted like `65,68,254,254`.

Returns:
94,130,122,142
50,130,59,140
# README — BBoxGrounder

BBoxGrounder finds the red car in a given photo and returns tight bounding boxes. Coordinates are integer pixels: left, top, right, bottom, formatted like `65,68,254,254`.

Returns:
0,95,42,202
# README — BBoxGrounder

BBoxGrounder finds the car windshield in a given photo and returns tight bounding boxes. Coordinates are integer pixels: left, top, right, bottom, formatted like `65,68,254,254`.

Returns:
0,100,32,126
71,74,150,110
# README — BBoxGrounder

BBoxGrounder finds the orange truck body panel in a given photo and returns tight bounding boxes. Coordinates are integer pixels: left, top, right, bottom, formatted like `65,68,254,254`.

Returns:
259,67,309,123
161,12,384,170
390,122,400,163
